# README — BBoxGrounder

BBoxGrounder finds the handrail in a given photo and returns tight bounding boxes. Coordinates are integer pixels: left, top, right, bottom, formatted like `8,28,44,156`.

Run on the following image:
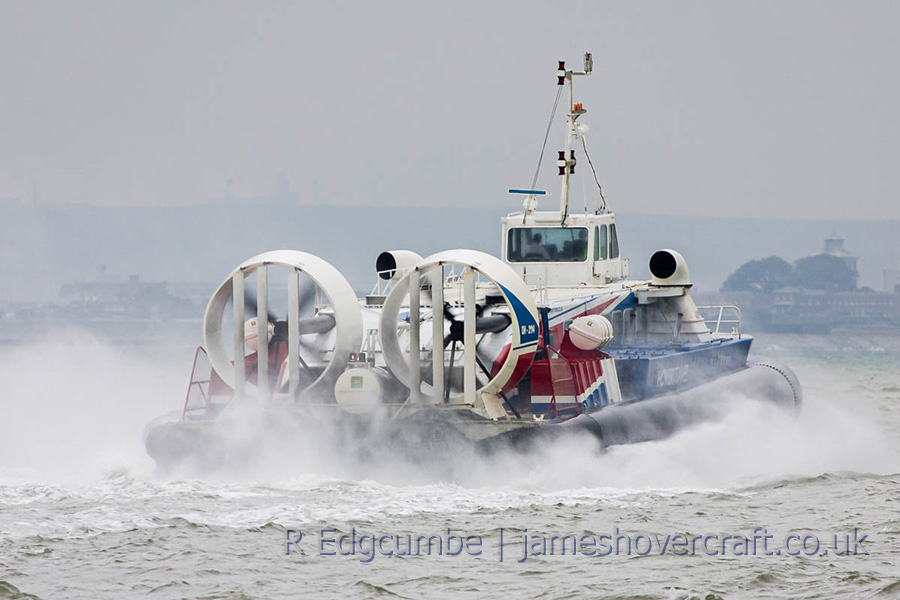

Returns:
523,273,549,306
181,346,212,420
696,305,742,338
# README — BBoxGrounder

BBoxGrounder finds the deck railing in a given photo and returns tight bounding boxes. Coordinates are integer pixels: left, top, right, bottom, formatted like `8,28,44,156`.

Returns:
697,305,742,338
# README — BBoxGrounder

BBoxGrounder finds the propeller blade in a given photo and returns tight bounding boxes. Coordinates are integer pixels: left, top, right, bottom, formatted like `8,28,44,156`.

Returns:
226,287,277,322
246,287,278,322
444,339,457,403
297,277,317,317
443,302,456,323
267,276,317,328
446,315,511,344
443,302,488,323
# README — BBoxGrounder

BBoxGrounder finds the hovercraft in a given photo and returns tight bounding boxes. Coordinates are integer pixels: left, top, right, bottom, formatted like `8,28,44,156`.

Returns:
145,55,801,471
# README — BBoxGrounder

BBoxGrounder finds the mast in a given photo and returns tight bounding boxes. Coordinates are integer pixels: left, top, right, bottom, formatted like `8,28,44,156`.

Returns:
557,53,592,224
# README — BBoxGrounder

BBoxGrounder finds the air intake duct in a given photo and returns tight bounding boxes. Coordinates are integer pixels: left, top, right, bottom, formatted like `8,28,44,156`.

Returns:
376,250,424,281
649,249,691,286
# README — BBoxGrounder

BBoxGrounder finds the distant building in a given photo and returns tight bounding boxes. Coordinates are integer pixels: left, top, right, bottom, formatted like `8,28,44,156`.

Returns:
885,266,900,294
823,228,859,281
769,287,900,331
58,273,195,318
713,230,900,332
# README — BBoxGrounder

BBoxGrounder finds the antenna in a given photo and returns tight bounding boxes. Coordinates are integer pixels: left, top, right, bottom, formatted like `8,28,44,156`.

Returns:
509,188,547,220
558,53,592,224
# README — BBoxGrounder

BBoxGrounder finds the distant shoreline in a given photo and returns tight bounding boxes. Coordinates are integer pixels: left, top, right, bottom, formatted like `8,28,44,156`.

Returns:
751,325,900,353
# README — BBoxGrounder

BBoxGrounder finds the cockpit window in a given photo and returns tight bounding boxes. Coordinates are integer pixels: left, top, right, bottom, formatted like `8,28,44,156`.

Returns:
598,225,608,260
507,227,589,262
610,224,620,259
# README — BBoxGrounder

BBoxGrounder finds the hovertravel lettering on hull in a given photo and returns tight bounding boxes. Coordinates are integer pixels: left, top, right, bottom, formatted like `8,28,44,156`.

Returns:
656,365,691,388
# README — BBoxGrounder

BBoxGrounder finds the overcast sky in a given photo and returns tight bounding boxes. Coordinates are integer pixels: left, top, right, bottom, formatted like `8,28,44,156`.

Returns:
1,1,898,219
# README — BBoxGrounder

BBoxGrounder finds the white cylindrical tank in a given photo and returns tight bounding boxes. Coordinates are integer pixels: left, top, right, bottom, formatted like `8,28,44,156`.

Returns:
334,367,392,414
568,315,614,350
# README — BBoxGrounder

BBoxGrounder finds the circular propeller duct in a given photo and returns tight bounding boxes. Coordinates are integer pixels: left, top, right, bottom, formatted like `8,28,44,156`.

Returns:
379,249,540,416
203,250,363,399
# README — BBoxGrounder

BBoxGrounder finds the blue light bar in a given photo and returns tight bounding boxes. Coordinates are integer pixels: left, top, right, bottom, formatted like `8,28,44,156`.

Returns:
508,189,547,195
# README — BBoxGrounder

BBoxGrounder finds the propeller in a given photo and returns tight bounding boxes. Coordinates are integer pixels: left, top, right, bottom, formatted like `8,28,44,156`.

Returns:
243,286,277,323
442,303,511,348
436,302,513,407
226,274,318,325
227,273,334,390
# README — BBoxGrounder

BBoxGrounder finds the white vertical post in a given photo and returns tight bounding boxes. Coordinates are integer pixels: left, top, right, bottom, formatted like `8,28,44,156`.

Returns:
232,270,246,397
559,72,574,222
287,268,300,401
431,264,444,404
463,267,476,405
256,265,269,400
409,269,421,404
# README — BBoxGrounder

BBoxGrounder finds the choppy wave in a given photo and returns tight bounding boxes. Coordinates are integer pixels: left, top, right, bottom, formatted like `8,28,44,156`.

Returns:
1,336,899,599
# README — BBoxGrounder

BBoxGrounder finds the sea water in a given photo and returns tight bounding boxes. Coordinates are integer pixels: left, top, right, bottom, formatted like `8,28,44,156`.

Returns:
1,331,898,599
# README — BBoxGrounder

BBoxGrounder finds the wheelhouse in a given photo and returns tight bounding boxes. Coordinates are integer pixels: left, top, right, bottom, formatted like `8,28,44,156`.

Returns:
501,211,628,287
507,226,589,262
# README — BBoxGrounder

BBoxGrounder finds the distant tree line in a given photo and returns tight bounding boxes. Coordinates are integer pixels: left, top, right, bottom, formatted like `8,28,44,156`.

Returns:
722,254,857,292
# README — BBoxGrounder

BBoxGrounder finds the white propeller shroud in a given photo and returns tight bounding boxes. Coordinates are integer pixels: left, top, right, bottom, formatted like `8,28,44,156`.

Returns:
203,250,363,400
379,249,541,419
